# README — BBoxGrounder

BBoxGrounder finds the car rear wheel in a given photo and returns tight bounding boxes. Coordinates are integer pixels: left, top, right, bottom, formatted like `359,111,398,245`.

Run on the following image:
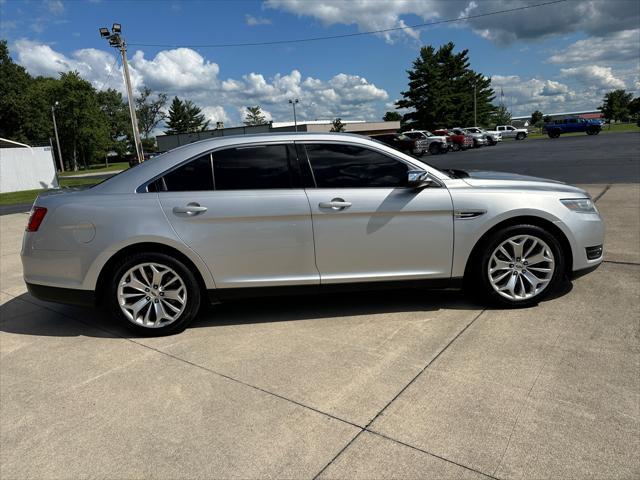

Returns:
470,225,565,307
516,132,525,140
452,143,460,152
108,252,201,335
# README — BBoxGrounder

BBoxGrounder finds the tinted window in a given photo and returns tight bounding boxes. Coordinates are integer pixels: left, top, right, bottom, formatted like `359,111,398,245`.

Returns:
213,145,292,190
404,132,422,139
161,154,213,192
305,144,408,188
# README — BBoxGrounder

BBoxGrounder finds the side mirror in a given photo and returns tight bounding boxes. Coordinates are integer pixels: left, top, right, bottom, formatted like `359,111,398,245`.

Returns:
407,170,437,189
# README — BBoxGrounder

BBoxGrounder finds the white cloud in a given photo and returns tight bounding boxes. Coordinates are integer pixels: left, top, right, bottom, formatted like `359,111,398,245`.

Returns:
47,0,64,15
245,14,272,26
12,40,390,126
549,29,640,65
130,48,220,91
491,74,586,115
266,0,640,45
560,65,626,90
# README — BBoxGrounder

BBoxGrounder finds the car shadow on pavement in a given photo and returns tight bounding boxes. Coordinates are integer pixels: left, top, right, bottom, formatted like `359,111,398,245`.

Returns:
0,282,572,339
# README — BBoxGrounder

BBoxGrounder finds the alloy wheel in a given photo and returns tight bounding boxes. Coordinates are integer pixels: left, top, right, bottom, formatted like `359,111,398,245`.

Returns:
487,235,555,301
117,262,187,328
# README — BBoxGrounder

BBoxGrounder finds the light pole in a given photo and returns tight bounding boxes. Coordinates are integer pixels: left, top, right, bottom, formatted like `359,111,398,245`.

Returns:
473,82,477,127
99,23,144,164
288,98,299,132
51,101,64,172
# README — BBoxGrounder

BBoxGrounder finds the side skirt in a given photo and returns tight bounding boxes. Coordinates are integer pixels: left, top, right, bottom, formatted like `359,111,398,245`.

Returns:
208,277,463,303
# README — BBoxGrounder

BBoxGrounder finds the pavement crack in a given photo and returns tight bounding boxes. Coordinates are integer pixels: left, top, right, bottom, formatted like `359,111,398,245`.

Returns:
312,309,488,479
603,259,640,266
592,184,611,203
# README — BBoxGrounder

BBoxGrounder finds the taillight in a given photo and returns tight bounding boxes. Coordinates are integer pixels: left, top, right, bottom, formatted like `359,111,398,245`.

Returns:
26,206,47,232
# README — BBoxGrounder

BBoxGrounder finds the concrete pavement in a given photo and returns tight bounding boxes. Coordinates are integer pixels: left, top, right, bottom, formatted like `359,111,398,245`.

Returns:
1,184,638,479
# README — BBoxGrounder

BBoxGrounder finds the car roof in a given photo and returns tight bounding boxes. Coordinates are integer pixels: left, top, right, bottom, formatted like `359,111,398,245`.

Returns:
90,132,448,193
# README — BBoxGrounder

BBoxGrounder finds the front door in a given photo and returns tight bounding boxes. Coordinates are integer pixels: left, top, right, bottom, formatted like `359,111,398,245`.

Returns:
157,143,318,289
299,142,454,284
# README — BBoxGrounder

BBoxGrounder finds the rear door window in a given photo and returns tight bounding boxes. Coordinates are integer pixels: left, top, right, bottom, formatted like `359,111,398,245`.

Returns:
160,154,214,192
212,144,293,190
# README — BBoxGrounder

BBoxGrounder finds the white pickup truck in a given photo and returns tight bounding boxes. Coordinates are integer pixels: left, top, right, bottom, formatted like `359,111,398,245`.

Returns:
496,125,528,140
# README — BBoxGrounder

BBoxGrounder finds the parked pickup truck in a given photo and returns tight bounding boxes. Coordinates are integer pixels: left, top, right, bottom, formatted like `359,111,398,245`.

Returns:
404,130,449,155
543,118,603,138
496,125,528,140
370,133,428,155
464,127,502,146
433,129,473,151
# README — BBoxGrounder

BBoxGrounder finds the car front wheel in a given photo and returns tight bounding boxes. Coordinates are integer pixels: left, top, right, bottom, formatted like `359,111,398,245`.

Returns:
472,225,565,307
516,132,525,140
108,252,201,335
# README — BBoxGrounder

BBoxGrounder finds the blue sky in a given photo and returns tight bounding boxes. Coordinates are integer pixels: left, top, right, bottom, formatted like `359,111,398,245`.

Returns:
2,0,639,126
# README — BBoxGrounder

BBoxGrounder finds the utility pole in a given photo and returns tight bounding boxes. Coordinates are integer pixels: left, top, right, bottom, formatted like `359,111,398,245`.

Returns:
473,83,477,127
100,23,144,164
51,101,64,172
289,98,299,132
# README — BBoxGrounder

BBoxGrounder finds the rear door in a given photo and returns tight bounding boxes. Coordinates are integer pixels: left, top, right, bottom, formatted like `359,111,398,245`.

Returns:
157,143,318,289
298,142,454,284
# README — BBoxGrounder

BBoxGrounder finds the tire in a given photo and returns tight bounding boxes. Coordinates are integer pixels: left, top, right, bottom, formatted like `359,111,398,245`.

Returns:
474,139,482,148
428,143,440,155
468,224,565,307
487,137,496,146
516,133,525,140
452,143,461,152
107,252,202,336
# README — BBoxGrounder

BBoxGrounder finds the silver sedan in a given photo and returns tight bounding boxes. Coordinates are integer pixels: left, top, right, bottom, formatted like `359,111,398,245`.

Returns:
21,133,604,335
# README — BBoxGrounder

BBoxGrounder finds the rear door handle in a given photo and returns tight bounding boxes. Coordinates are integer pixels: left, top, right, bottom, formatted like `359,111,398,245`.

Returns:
319,199,352,210
173,202,208,216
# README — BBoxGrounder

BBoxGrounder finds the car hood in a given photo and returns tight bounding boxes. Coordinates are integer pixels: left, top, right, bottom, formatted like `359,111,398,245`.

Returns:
449,169,588,195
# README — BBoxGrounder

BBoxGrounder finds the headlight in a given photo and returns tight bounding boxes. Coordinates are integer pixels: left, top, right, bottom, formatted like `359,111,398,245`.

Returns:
560,198,598,214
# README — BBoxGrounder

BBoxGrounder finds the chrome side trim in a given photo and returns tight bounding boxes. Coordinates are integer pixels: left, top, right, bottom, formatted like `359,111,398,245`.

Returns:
454,210,486,219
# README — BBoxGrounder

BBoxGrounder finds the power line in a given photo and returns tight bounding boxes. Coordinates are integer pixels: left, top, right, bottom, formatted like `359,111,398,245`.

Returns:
129,0,567,49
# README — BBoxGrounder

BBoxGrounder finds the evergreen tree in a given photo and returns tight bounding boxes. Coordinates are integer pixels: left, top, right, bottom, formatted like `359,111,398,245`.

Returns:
165,96,209,134
244,106,267,126
330,118,346,132
396,42,495,130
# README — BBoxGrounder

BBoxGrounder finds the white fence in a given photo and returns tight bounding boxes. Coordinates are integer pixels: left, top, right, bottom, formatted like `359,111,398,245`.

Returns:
0,146,59,193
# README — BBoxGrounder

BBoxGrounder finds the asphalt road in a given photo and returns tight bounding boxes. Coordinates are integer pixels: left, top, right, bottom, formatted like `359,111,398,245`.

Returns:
427,131,640,184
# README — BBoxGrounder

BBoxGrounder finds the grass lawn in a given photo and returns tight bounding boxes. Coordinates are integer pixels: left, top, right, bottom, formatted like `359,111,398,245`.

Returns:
527,122,639,139
0,176,102,206
58,161,129,176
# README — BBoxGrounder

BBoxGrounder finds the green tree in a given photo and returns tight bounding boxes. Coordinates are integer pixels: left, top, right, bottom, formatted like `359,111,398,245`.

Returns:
383,111,402,122
530,110,544,126
54,72,109,170
243,105,267,126
136,87,167,139
330,118,346,132
491,105,512,127
164,96,209,134
0,40,33,142
599,89,633,123
396,42,495,130
97,88,131,159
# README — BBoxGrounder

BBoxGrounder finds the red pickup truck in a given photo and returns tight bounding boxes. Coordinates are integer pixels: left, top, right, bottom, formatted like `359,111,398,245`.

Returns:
433,129,473,151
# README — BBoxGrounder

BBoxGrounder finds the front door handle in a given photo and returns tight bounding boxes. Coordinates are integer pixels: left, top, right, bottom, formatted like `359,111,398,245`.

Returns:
173,202,208,216
319,198,352,210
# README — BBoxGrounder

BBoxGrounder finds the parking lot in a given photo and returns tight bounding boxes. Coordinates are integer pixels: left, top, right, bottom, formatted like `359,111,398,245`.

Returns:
1,136,639,479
